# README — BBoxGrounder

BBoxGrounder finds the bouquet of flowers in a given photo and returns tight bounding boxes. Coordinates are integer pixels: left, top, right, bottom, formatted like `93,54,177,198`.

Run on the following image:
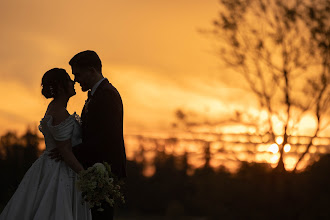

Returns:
76,162,125,211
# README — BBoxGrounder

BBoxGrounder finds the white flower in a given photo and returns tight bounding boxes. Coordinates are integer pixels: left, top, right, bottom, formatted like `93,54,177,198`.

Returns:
76,162,125,210
93,163,106,174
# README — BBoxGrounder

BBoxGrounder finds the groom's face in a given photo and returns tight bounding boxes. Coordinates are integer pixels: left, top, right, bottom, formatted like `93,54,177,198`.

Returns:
71,66,93,92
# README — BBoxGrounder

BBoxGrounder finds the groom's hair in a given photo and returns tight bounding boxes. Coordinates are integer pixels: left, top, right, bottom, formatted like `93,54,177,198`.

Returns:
69,50,102,73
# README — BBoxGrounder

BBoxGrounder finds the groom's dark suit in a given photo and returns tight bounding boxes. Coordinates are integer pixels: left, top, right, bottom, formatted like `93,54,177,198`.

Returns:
73,78,126,219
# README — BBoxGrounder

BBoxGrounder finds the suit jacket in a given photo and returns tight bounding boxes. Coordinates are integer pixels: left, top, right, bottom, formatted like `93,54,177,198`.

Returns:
73,79,127,179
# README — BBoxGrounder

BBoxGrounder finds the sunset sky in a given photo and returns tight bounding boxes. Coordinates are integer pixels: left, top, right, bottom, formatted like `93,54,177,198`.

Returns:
0,0,252,135
0,0,327,139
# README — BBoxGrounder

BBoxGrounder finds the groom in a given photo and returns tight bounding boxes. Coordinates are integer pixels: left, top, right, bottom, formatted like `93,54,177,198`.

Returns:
53,50,127,220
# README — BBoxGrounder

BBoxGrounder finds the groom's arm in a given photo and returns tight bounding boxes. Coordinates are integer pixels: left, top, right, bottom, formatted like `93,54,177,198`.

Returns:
72,137,110,168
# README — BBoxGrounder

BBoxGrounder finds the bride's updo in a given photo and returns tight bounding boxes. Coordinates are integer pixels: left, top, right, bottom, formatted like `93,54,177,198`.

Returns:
41,68,70,99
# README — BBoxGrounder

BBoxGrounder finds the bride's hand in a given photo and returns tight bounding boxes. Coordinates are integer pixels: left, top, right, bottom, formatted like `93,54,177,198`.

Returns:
49,148,63,162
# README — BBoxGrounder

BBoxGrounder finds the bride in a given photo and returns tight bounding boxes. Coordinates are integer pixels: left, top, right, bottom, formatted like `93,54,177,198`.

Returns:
0,68,92,220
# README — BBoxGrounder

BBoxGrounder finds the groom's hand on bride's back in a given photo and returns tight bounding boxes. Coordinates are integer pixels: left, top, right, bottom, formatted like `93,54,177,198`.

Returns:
49,148,63,162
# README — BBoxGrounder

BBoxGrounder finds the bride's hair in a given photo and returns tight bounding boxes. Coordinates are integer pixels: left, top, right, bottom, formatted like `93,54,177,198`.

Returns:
41,68,70,99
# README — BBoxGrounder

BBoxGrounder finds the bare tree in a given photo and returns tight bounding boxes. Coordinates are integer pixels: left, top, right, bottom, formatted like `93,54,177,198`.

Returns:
293,0,330,171
208,0,330,171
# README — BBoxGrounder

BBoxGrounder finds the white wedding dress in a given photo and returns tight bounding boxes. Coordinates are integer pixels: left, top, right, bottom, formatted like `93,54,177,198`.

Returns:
0,113,92,220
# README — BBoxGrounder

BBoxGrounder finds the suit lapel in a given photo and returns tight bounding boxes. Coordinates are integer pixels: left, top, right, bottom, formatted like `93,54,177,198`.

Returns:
81,79,110,126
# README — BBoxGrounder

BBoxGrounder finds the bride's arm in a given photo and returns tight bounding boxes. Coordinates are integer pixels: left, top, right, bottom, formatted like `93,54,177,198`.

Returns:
54,139,84,174
47,109,84,174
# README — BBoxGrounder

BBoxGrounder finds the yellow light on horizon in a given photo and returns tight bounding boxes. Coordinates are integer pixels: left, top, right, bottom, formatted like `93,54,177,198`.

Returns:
143,165,156,177
268,143,279,154
270,154,280,164
284,144,291,153
309,146,317,153
284,156,297,171
276,136,284,145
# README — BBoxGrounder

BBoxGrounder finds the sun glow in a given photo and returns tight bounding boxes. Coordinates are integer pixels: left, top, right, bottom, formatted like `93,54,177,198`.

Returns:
309,146,317,153
270,154,280,165
284,144,291,153
284,156,297,171
276,136,284,145
268,144,279,154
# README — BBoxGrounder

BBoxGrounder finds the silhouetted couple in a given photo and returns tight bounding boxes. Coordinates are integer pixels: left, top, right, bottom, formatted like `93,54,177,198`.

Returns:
0,50,127,220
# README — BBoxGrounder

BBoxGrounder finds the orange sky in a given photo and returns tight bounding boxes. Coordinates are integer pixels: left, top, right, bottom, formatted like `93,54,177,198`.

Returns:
0,0,246,135
0,0,328,139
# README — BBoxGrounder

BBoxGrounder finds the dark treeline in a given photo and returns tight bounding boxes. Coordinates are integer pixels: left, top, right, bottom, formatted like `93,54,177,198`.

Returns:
1,130,330,219
123,153,330,219
0,130,41,212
